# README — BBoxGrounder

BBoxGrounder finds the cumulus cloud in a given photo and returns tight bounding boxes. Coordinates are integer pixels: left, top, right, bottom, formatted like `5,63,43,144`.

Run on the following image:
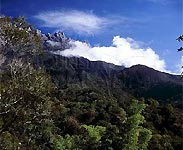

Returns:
53,36,168,72
34,10,112,35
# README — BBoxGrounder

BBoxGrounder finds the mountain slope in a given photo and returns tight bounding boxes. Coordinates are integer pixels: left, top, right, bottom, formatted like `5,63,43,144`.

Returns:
119,65,182,105
35,50,182,105
36,52,130,101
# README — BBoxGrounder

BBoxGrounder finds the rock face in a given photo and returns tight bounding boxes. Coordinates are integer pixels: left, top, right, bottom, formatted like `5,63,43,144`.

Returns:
41,31,71,51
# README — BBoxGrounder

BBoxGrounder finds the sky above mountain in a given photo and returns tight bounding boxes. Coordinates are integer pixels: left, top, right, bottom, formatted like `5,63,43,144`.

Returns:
0,0,182,73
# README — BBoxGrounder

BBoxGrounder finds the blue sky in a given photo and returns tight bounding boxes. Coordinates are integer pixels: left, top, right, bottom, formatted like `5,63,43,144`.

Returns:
0,0,182,73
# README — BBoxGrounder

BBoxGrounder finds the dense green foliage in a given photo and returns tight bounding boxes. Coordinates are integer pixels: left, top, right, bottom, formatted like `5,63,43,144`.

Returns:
0,16,182,150
123,100,152,150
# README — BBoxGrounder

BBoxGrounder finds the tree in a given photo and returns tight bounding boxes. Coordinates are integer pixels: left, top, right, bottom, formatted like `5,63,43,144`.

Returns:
124,100,152,150
52,134,81,150
0,16,55,149
0,16,42,56
0,58,56,149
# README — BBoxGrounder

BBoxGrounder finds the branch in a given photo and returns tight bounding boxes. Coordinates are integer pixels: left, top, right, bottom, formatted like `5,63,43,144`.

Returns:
178,47,183,52
0,110,10,115
176,35,183,42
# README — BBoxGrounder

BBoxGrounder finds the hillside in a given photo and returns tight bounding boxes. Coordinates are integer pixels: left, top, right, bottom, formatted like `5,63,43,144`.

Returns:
36,51,182,106
119,65,182,105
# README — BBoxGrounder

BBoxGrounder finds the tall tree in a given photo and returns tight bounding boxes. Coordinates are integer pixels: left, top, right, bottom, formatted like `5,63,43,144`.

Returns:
124,100,152,150
0,16,55,149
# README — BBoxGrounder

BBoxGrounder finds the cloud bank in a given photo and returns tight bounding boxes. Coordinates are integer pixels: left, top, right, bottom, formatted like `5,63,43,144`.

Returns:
54,36,168,72
34,10,111,35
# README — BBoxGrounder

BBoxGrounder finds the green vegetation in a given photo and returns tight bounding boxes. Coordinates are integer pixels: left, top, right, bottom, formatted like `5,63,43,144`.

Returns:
124,100,152,150
0,16,182,149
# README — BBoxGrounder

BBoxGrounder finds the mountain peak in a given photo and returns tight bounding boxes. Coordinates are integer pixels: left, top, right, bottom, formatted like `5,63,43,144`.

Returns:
42,31,71,51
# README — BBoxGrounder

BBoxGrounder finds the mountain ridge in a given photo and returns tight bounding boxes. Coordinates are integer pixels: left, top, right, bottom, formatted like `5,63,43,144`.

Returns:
1,30,182,105
35,50,182,106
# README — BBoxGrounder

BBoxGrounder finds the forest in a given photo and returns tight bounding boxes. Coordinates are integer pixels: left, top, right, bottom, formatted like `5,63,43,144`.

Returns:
0,16,182,150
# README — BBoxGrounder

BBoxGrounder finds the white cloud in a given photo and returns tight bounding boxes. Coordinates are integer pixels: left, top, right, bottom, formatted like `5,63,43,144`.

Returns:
46,40,61,47
173,56,183,75
34,10,112,35
53,36,169,72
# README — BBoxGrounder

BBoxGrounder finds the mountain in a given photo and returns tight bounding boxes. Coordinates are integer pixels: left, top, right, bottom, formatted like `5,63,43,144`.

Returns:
41,31,72,51
26,32,181,106
36,52,128,99
119,65,182,104
2,30,182,105
34,48,182,107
